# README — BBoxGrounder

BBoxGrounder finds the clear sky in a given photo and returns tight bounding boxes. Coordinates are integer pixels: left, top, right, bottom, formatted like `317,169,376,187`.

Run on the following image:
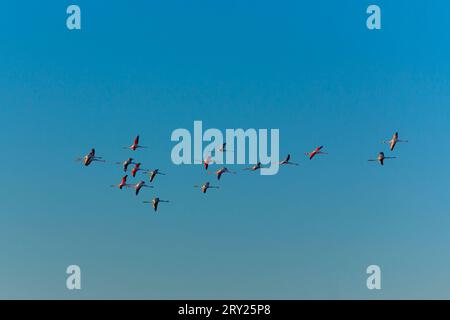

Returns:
1,0,449,299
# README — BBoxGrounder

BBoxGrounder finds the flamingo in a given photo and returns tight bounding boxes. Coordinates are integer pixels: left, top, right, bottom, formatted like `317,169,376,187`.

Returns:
242,162,262,171
218,143,233,153
131,163,147,178
115,158,135,172
123,135,147,151
210,167,236,180
383,132,408,151
110,175,131,190
279,154,299,166
194,182,219,194
201,155,215,171
195,155,215,170
143,197,169,212
306,146,327,160
131,180,153,196
142,169,166,183
76,148,105,166
368,152,396,166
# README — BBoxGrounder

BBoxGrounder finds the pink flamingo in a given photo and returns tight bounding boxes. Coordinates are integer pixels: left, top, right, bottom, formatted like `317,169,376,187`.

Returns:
306,146,327,160
242,162,262,171
131,180,153,196
194,182,219,194
195,155,215,171
115,158,135,172
218,143,233,153
142,169,166,183
76,149,105,166
383,132,408,151
143,197,169,212
368,152,396,166
110,175,131,190
210,167,236,180
123,135,147,151
279,154,299,166
131,163,147,178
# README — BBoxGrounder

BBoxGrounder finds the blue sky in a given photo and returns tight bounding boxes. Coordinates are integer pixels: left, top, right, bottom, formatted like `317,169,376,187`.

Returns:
0,0,450,299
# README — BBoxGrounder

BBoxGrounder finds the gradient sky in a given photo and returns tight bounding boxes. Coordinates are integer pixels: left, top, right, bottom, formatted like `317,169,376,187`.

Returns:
1,0,450,299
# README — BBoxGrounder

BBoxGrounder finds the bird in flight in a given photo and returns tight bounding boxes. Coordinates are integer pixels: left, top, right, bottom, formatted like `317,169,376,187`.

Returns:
123,135,147,151
383,132,408,151
116,158,136,172
131,163,147,177
76,148,105,166
194,182,219,194
306,146,327,160
143,197,169,212
142,169,166,183
195,155,216,171
218,143,233,153
368,152,396,166
203,155,215,171
110,175,131,190
279,154,299,166
131,181,153,196
210,167,236,180
243,162,262,171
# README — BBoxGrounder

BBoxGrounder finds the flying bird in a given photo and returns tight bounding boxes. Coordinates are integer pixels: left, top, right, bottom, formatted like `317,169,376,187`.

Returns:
143,197,169,212
123,135,147,151
142,169,166,183
194,155,215,170
242,162,262,171
306,146,327,160
368,152,396,166
210,167,236,180
194,182,219,194
76,148,105,166
279,154,299,166
115,158,135,172
202,155,215,171
218,143,233,153
131,180,153,196
131,163,147,177
110,175,131,190
383,132,408,151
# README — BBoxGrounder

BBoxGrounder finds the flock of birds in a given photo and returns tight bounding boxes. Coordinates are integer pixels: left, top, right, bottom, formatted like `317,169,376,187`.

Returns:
76,132,408,212
76,136,170,212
